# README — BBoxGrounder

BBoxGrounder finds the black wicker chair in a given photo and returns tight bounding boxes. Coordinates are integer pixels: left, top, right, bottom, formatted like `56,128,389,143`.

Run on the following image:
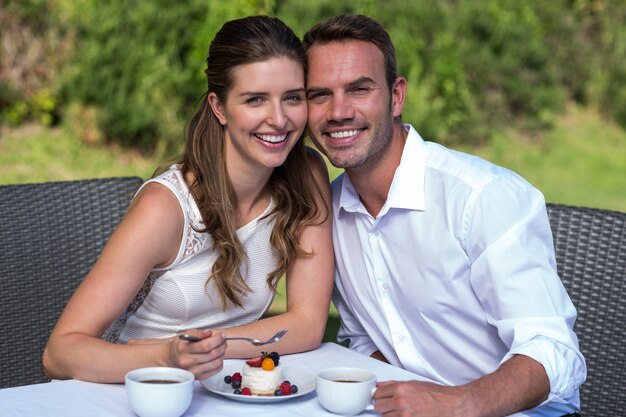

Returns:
0,177,142,388
546,203,626,417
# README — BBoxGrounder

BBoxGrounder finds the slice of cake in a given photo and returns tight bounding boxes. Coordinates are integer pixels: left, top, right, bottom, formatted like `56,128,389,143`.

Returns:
241,352,282,395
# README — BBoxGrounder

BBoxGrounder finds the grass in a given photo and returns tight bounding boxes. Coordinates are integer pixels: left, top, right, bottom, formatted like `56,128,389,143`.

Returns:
0,124,158,184
456,104,626,212
2,104,625,343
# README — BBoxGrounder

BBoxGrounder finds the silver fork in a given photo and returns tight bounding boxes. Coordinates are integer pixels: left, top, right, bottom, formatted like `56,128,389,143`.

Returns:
179,329,288,346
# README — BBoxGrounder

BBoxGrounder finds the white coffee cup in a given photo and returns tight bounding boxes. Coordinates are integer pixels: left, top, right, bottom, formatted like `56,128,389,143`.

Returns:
125,367,194,417
316,367,377,416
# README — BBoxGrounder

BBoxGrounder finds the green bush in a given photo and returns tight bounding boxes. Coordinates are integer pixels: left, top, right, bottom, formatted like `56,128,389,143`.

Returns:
0,1,61,127
3,0,625,148
457,1,567,130
54,0,278,152
56,0,205,151
0,83,23,125
592,3,626,129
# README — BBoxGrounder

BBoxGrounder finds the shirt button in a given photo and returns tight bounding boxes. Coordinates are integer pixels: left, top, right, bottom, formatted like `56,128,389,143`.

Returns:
382,282,390,291
397,334,407,343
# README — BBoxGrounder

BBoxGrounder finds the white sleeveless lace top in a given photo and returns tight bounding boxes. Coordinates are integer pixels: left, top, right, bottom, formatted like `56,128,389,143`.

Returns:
105,165,278,343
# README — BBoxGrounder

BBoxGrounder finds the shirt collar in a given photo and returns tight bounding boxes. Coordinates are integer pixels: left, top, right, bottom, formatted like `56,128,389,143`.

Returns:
337,172,362,213
387,124,427,211
337,124,427,214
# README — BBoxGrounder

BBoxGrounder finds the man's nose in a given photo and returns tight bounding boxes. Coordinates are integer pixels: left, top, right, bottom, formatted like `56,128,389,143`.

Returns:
329,94,355,121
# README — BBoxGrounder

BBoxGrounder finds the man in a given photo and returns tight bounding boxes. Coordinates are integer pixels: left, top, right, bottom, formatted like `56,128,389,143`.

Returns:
303,14,585,417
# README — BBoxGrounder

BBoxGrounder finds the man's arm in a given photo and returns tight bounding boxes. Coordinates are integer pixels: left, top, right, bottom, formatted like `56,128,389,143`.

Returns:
374,354,548,417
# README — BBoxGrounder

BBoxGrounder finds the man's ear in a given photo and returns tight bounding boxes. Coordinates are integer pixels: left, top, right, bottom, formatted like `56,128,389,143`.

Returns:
208,92,227,125
391,76,407,118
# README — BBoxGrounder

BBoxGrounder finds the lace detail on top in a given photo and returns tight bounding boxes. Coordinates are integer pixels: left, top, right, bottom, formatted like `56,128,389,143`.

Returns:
102,271,163,343
151,167,208,268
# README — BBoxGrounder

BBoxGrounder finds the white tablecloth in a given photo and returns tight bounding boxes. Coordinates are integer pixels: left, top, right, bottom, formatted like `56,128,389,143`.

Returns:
0,343,425,417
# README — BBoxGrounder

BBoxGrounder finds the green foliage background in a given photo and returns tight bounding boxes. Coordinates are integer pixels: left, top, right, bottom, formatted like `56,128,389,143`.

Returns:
2,0,626,153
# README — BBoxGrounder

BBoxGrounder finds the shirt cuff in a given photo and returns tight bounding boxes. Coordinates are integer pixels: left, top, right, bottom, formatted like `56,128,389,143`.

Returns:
501,335,586,404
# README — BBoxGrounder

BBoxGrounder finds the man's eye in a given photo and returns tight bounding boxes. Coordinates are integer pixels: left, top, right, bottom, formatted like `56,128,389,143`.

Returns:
307,91,330,101
351,87,371,95
246,96,263,104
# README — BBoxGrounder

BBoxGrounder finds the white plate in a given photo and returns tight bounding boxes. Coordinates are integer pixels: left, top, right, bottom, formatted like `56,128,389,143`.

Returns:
200,362,315,403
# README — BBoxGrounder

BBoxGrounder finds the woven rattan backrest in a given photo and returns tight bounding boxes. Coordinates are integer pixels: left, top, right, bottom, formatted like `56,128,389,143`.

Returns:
0,177,142,388
547,203,626,417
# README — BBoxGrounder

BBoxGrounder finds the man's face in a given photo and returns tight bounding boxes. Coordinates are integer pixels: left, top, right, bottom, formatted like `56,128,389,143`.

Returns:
306,40,400,170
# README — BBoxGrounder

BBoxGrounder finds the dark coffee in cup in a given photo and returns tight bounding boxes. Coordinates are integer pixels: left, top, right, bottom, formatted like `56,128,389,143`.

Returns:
125,366,194,417
317,367,377,415
141,379,179,384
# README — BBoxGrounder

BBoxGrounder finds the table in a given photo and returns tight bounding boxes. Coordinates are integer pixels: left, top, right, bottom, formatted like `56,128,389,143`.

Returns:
0,343,425,417
0,343,551,417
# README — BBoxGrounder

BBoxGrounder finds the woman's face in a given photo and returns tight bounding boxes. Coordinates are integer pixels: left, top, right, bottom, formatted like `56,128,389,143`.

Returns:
210,56,307,175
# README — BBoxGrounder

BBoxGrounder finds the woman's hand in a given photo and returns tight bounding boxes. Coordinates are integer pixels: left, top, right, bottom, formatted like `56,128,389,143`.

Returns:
169,330,226,380
129,330,227,380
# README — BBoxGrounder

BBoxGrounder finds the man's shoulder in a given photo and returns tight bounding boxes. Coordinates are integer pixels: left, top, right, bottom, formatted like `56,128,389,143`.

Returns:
424,141,521,189
404,125,512,188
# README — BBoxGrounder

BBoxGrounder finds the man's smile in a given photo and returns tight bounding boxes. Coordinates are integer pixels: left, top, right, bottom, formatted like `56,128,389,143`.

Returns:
328,129,365,139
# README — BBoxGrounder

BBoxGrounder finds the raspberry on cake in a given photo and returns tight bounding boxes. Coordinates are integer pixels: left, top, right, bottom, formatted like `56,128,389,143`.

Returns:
241,351,282,395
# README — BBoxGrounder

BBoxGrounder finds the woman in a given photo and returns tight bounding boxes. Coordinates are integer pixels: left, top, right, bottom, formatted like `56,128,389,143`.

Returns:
43,16,333,383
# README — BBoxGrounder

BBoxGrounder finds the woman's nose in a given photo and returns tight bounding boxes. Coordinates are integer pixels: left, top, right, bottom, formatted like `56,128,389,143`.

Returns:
267,102,287,128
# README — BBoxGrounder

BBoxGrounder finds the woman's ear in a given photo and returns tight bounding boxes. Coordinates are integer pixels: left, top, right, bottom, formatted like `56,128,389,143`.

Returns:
208,92,227,125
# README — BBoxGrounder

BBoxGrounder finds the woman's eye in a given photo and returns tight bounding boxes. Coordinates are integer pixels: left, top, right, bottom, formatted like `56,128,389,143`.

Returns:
246,96,264,105
285,94,303,103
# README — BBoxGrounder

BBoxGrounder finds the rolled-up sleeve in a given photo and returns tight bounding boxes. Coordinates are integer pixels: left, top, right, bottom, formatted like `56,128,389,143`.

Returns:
504,336,586,403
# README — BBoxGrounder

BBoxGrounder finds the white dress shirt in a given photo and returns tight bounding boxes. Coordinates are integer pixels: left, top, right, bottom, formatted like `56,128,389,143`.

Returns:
331,125,586,416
